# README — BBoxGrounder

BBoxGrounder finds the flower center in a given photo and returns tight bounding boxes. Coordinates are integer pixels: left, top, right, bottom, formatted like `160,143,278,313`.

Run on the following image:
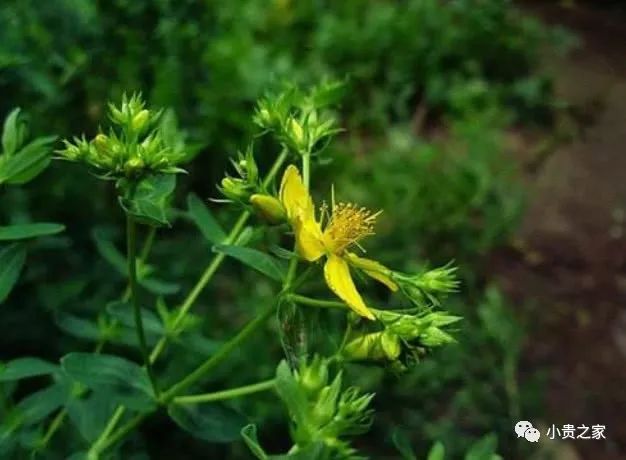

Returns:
321,202,380,253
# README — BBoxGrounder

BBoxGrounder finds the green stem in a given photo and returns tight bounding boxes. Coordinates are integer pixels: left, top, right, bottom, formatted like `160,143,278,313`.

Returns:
127,215,159,397
89,406,126,456
97,412,147,453
288,294,345,310
90,149,289,453
150,148,289,364
302,151,311,190
36,229,158,454
34,408,67,452
173,379,275,405
160,300,279,403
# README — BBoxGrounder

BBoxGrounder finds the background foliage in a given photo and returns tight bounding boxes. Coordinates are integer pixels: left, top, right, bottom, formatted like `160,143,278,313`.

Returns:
0,0,574,458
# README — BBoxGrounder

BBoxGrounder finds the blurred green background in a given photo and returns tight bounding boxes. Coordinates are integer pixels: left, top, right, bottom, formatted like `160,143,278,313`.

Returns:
2,0,625,458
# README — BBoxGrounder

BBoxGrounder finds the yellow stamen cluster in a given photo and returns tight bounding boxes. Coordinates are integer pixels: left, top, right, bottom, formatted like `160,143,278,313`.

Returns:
322,202,380,253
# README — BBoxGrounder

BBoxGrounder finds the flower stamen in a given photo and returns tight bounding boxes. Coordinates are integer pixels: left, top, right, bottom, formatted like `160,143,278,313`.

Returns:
322,201,381,253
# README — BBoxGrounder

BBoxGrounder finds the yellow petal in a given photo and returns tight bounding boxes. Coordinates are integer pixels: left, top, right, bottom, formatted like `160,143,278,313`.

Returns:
324,254,375,320
294,215,325,262
345,252,398,292
279,165,315,223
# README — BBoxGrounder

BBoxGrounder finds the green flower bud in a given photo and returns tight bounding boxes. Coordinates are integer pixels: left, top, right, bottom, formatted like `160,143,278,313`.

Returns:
380,331,401,360
125,156,145,174
220,177,250,201
343,332,386,361
93,133,109,152
250,194,286,223
288,117,305,147
131,109,150,133
297,355,329,395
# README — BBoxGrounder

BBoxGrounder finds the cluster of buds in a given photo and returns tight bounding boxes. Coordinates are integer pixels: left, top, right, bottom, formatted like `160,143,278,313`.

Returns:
392,262,459,307
274,358,374,458
254,82,342,155
57,94,186,179
342,309,461,372
219,145,289,224
218,145,261,202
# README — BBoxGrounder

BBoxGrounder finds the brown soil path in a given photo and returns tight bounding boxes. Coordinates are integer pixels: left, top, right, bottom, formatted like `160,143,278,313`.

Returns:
494,3,626,459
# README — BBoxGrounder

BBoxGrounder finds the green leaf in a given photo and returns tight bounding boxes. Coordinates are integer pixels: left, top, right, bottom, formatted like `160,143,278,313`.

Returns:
187,193,226,244
0,244,26,303
92,229,179,294
106,301,164,336
392,429,418,460
61,353,155,410
55,314,101,342
66,392,119,443
427,441,445,460
119,174,176,226
140,276,180,295
0,358,58,382
92,228,126,276
274,361,308,426
241,425,268,460
0,223,65,241
168,403,247,443
2,108,26,156
15,383,70,426
0,136,56,185
214,244,287,281
465,434,501,460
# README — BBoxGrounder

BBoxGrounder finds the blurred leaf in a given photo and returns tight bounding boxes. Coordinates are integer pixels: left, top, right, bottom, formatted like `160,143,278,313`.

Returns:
119,174,176,227
92,229,126,276
140,277,180,296
55,314,101,342
0,136,56,185
187,193,226,244
391,429,417,460
106,301,164,336
61,353,155,410
0,244,26,304
66,391,119,443
0,223,65,241
92,228,179,294
168,403,247,443
464,434,501,460
0,358,58,382
426,441,445,460
214,244,286,281
2,108,26,156
15,383,70,426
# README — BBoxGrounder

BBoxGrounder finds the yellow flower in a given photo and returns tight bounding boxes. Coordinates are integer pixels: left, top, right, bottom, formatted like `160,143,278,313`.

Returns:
279,165,397,320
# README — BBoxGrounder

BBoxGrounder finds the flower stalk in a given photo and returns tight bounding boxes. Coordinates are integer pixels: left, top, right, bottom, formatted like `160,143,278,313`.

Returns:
126,214,159,398
173,379,275,405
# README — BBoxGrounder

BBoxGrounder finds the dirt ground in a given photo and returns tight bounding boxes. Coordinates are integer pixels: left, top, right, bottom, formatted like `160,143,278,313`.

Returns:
492,3,626,459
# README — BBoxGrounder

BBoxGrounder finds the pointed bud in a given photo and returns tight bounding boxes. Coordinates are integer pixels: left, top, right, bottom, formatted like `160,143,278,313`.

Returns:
131,109,150,133
250,194,286,223
220,177,250,201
